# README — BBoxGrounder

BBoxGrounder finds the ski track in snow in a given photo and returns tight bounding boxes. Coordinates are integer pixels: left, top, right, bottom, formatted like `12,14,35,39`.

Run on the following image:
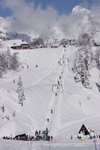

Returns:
44,48,69,136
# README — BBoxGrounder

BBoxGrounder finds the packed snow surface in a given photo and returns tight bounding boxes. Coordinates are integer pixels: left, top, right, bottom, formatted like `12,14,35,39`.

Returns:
0,40,100,149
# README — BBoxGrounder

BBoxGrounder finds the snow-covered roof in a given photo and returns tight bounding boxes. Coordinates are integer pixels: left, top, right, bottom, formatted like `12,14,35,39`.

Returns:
1,39,28,50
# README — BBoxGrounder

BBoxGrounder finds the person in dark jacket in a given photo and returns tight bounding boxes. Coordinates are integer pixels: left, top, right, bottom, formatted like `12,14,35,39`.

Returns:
51,136,53,140
35,130,38,136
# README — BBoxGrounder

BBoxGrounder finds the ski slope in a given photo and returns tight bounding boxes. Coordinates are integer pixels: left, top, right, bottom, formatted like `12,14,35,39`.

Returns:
0,40,100,149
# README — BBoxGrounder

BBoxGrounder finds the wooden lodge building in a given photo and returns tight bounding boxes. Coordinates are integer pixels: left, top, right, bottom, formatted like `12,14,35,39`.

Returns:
10,39,30,50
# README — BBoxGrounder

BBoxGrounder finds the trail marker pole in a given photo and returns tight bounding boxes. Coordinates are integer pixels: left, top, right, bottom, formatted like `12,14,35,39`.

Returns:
92,138,98,150
95,144,97,150
41,142,42,150
49,145,50,150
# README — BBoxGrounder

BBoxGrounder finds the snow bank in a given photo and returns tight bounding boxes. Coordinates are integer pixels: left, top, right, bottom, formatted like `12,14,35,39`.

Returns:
0,120,25,138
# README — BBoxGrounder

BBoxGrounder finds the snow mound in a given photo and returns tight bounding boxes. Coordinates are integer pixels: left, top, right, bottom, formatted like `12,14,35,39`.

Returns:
0,121,25,138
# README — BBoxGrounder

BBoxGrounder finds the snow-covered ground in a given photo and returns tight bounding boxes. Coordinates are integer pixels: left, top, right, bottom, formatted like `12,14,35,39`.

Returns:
0,40,100,149
0,138,100,150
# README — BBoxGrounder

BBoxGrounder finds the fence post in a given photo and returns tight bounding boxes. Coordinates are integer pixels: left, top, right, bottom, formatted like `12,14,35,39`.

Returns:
49,145,50,150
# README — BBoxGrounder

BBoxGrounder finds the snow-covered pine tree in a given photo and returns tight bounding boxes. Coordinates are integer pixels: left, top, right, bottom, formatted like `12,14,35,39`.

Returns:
0,66,2,78
83,70,90,88
74,51,91,88
16,75,25,106
75,53,86,82
6,47,12,70
76,33,94,70
0,54,3,78
0,52,8,77
73,57,77,73
84,54,91,77
11,53,19,70
0,53,7,72
95,48,100,70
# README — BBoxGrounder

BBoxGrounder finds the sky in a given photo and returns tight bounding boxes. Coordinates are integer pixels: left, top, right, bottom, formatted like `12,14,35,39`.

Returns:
0,0,98,17
0,0,100,40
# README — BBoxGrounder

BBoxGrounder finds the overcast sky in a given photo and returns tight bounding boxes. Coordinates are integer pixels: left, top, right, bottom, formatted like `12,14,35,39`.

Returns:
0,0,100,40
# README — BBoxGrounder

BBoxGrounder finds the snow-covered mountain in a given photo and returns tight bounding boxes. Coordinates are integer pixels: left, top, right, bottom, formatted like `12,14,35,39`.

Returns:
0,5,99,44
0,27,68,47
72,6,90,16
0,27,37,43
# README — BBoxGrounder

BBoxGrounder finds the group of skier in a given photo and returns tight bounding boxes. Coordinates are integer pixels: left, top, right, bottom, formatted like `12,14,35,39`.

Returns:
2,129,53,141
35,128,53,141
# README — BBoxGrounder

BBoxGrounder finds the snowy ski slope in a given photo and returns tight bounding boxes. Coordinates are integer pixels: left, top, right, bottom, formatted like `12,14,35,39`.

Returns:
0,40,100,149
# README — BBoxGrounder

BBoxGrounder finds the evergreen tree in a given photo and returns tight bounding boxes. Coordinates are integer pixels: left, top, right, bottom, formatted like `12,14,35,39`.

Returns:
0,53,7,72
0,52,8,77
95,48,100,70
0,51,19,78
0,71,2,78
84,55,91,76
0,66,2,78
83,70,90,88
0,54,3,78
76,33,94,70
16,75,25,106
75,53,86,82
6,47,12,70
11,53,19,70
75,52,90,88
73,57,77,73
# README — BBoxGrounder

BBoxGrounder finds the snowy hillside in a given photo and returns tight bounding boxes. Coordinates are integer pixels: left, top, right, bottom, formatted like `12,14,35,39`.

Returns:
1,0,100,148
0,38,100,140
0,34,100,149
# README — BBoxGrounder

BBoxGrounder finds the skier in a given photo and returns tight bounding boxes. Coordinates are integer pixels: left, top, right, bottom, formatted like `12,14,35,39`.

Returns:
59,76,61,79
71,135,73,139
35,130,38,137
55,93,57,96
13,79,15,83
47,118,49,122
51,136,53,140
36,65,38,68
27,65,29,69
57,86,59,89
51,109,53,113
